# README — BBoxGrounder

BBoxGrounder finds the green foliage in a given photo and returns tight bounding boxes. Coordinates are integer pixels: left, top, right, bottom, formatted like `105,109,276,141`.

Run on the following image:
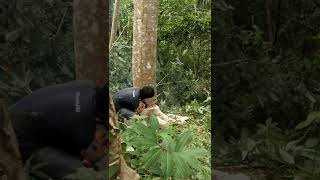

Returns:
295,111,320,130
214,0,320,135
0,0,74,104
109,39,133,93
110,0,211,107
214,2,320,178
217,111,320,179
157,0,211,106
120,116,209,179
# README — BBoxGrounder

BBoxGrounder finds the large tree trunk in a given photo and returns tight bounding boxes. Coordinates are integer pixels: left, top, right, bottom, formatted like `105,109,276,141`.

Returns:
0,102,26,180
132,0,159,88
109,0,121,51
73,1,139,179
73,0,108,86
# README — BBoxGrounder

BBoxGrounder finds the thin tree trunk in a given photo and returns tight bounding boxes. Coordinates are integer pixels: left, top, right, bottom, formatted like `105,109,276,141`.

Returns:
0,102,26,180
132,0,159,89
265,0,273,43
73,0,108,86
109,0,121,51
272,0,282,46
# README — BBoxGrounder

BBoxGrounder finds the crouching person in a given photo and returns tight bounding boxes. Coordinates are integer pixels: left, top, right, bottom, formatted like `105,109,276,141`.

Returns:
9,80,108,179
112,86,155,120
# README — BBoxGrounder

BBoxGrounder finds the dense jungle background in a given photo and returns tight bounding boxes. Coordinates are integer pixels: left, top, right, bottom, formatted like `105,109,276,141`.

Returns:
214,0,320,179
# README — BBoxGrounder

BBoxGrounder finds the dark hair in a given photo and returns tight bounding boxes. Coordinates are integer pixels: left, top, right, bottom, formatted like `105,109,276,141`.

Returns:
140,86,155,100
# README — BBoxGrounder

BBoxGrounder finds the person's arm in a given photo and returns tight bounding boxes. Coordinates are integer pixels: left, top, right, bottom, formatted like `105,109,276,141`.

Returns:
118,108,136,119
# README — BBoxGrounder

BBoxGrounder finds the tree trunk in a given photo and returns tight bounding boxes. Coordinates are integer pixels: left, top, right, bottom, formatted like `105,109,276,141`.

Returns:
265,0,273,43
73,0,108,86
73,1,139,179
109,0,121,51
109,94,140,180
0,102,26,180
132,0,158,89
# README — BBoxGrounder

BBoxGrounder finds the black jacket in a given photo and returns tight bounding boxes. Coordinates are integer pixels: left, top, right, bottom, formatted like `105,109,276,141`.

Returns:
112,87,141,111
10,80,99,161
112,87,141,119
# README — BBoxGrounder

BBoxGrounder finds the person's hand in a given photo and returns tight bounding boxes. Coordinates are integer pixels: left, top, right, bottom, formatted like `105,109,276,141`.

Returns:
135,101,145,114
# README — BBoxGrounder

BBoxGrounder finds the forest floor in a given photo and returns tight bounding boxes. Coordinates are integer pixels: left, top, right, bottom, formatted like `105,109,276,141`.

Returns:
163,106,211,179
131,102,212,180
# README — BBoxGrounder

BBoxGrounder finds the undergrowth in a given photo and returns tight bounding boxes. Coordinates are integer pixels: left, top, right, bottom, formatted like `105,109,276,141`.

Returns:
119,98,211,179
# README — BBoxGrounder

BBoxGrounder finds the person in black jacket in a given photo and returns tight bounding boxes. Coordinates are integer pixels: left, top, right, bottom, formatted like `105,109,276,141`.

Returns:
112,86,155,119
9,80,108,179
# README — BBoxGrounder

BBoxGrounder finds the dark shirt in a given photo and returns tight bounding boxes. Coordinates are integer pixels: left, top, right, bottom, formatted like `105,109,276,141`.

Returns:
10,80,98,161
112,87,141,112
112,87,141,119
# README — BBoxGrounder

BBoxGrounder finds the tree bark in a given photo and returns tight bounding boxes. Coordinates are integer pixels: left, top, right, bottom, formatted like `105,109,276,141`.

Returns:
73,0,108,86
108,94,140,180
73,1,139,179
265,0,274,43
109,0,121,51
132,0,158,89
0,102,26,180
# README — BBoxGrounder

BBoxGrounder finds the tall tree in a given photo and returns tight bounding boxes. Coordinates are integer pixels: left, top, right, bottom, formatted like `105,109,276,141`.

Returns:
109,0,121,51
132,0,159,88
73,0,108,86
73,0,139,179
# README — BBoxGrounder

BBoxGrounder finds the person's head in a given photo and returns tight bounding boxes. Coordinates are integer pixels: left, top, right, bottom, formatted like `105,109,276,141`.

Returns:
140,86,155,100
134,101,146,114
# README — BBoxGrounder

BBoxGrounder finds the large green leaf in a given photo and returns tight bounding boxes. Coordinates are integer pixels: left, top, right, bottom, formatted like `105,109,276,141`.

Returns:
130,123,157,141
296,111,320,130
141,147,162,169
158,128,175,137
172,152,192,178
175,131,193,151
160,134,175,152
180,148,208,170
279,149,295,164
150,115,160,131
160,151,174,179
131,139,157,148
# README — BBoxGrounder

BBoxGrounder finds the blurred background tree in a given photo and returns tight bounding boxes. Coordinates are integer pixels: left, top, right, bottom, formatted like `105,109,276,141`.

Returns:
213,0,320,178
